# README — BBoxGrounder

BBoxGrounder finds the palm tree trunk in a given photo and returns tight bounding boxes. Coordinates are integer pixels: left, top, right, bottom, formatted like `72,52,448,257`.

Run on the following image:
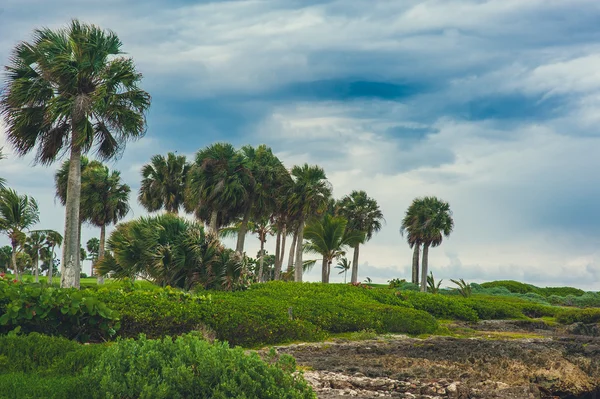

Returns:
321,256,328,283
294,219,305,282
412,244,420,285
420,243,429,292
274,228,282,280
209,211,219,234
278,225,287,277
344,269,347,284
235,208,251,254
34,255,39,283
11,242,18,280
61,144,82,289
350,244,360,284
258,238,265,282
97,224,106,285
48,247,55,285
287,232,297,274
326,260,332,283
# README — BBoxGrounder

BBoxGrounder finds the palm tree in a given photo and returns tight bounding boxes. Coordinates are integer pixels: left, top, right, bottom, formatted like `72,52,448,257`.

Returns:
400,201,423,286
0,246,12,272
25,231,46,282
44,230,63,284
335,257,352,284
80,164,130,284
402,197,454,292
1,20,151,288
185,143,253,234
235,145,286,256
338,191,384,284
303,214,365,283
289,164,332,282
0,148,6,190
86,237,100,263
139,152,189,214
98,214,245,290
0,189,39,279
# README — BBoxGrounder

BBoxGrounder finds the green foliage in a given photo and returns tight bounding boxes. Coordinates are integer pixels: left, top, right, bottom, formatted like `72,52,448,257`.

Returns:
85,334,315,399
427,272,442,294
388,278,420,291
556,308,600,324
91,286,211,339
0,277,119,341
450,278,472,298
0,333,315,399
480,280,585,298
98,214,246,290
395,291,478,322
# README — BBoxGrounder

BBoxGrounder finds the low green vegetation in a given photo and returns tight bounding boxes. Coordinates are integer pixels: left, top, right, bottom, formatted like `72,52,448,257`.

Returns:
0,333,315,399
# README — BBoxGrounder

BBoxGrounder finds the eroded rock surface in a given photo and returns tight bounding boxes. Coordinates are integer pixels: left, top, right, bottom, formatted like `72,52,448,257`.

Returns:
268,323,600,399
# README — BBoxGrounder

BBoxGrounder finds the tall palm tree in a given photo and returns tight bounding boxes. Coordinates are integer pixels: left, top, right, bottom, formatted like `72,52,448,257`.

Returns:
0,246,12,272
402,197,454,292
289,164,332,282
0,148,6,190
44,230,63,284
235,145,286,256
81,164,130,284
335,257,352,284
338,190,384,284
400,201,423,285
1,20,151,288
185,143,253,234
25,231,46,282
139,152,189,214
304,214,365,283
0,189,39,279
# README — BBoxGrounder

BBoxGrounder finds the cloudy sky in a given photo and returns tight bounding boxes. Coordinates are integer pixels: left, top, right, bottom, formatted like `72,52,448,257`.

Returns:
1,0,600,289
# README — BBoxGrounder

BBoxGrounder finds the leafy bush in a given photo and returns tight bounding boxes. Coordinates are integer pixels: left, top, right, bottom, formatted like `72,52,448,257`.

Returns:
464,299,524,320
0,277,119,342
556,308,600,324
395,291,479,322
479,280,585,298
84,334,315,399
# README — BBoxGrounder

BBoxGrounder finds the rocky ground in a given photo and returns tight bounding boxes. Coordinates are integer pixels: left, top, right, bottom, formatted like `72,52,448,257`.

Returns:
266,321,600,399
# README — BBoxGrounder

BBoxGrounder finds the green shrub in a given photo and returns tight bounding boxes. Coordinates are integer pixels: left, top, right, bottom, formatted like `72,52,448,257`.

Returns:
0,373,87,399
464,299,524,320
395,291,479,322
556,308,600,324
84,334,316,399
537,286,585,297
91,287,211,338
480,280,540,294
376,306,438,334
0,278,119,342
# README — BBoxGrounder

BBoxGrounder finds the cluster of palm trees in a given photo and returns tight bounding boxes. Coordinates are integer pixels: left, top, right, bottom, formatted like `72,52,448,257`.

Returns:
137,144,385,284
0,21,454,289
400,196,454,292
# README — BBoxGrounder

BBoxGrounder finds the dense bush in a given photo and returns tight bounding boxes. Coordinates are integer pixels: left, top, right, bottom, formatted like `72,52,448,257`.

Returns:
0,277,119,342
556,308,600,324
91,286,211,338
479,280,586,298
0,333,316,399
394,291,479,321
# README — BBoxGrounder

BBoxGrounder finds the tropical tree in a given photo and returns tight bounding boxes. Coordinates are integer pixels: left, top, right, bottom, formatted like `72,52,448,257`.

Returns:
86,237,100,263
98,214,245,290
185,143,253,234
303,214,365,283
1,20,151,288
289,164,332,282
401,197,454,292
400,200,423,286
335,257,351,284
0,245,11,272
25,231,46,282
139,152,189,214
44,230,63,283
0,148,6,189
0,189,39,279
338,190,384,284
80,164,130,284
